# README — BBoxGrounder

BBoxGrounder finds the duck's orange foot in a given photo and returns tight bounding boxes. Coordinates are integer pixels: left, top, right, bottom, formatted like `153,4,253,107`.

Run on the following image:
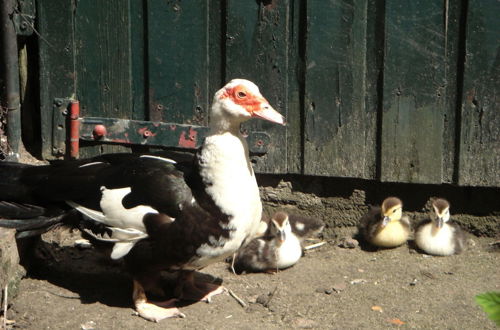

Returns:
133,280,185,322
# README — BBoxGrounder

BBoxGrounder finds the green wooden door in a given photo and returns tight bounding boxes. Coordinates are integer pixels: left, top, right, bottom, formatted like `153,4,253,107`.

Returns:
35,0,499,186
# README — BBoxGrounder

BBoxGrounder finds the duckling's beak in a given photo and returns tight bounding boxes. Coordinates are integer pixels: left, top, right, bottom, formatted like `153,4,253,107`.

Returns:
381,216,390,227
436,217,444,229
278,230,286,244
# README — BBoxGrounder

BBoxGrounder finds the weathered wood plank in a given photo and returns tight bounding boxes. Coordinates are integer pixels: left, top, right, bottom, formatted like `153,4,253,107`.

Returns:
304,0,376,178
285,0,304,174
147,0,210,126
458,0,500,186
130,0,146,121
226,0,289,174
37,0,75,159
74,0,133,158
380,0,447,183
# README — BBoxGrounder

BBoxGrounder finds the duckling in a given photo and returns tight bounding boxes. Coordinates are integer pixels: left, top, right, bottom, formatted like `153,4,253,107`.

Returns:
233,211,302,273
359,197,410,248
258,212,324,245
415,198,465,256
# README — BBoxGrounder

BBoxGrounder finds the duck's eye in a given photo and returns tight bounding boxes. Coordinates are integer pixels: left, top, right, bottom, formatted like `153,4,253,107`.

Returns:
393,209,397,213
237,91,247,98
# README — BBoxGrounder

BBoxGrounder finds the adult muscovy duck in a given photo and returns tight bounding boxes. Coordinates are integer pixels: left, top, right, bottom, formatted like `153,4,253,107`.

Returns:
0,79,285,322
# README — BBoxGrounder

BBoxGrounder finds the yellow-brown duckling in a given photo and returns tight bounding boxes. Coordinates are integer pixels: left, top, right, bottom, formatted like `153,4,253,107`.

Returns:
359,197,410,248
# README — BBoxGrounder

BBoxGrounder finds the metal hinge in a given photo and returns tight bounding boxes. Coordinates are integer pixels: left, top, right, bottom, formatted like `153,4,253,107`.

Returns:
13,0,35,36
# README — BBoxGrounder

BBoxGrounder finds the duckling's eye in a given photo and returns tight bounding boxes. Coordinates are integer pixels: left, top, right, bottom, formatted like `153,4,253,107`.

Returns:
237,91,247,98
393,209,397,213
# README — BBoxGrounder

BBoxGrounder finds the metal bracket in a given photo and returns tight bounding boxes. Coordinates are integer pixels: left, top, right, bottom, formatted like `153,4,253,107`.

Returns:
13,0,35,36
51,98,72,157
53,105,271,157
78,117,271,155
13,12,34,36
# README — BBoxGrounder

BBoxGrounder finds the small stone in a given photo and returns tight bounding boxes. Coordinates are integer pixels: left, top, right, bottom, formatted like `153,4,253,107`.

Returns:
81,321,96,330
338,237,359,249
410,278,418,286
350,279,367,285
256,294,269,305
324,289,333,295
332,283,346,293
315,287,326,293
291,317,318,329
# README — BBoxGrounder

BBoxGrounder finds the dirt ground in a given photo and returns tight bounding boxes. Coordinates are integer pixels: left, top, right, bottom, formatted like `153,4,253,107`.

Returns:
4,226,499,330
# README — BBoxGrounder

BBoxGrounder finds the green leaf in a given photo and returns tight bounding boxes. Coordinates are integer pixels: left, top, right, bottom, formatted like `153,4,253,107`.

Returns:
475,292,500,327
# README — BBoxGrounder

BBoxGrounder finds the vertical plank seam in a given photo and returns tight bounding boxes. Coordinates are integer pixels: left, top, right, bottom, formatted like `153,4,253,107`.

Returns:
374,0,386,181
143,0,151,121
452,0,469,184
298,0,307,175
284,0,290,173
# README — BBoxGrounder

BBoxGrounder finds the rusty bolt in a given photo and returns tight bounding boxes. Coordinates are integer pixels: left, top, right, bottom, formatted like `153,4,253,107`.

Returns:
156,104,164,110
55,99,63,107
143,130,153,138
256,139,264,146
93,124,107,139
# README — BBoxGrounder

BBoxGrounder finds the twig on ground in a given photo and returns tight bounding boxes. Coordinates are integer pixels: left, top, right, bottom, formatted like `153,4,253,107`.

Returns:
304,241,327,250
265,285,279,307
228,289,247,308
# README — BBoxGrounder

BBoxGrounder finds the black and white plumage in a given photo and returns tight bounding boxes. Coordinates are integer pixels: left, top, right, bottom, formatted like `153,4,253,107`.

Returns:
233,211,302,273
257,211,324,245
415,198,466,256
358,197,411,248
0,79,285,322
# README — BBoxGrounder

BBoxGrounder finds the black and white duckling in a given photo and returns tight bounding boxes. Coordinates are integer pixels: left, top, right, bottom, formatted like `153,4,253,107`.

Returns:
258,211,324,245
233,211,302,273
415,198,465,256
359,197,410,248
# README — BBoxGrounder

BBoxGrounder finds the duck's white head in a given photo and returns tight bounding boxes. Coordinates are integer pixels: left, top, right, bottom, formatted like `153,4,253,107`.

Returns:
432,198,451,228
210,79,285,132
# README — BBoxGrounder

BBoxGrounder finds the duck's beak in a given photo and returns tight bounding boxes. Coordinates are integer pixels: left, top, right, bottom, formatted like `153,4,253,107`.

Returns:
381,216,390,227
252,102,286,125
277,230,286,244
436,217,444,229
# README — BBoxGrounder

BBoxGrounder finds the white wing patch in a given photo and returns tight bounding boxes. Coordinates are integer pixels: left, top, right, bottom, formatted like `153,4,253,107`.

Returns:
111,242,136,259
140,155,176,164
67,186,161,259
67,201,107,222
78,161,104,168
295,222,305,231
